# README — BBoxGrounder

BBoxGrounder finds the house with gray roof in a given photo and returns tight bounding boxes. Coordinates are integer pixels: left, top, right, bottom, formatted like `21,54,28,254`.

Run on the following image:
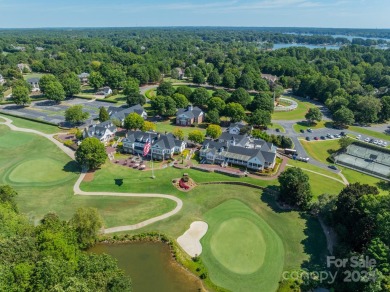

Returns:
27,77,41,92
176,105,204,126
0,74,4,85
122,130,186,160
83,120,117,143
200,136,277,171
108,104,147,125
78,72,90,84
227,121,248,135
96,86,112,97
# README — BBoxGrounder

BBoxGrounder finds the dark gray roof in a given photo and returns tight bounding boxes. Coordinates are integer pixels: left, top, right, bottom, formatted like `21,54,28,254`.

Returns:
78,72,90,78
85,121,117,138
218,133,249,146
176,106,203,119
27,77,40,83
108,104,146,121
228,121,247,129
124,131,184,150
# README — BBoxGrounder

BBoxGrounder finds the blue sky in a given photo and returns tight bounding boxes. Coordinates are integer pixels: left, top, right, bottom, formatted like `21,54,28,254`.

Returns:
0,0,389,28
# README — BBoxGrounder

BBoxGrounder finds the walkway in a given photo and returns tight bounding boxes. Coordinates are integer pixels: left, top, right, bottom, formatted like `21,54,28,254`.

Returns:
0,115,183,234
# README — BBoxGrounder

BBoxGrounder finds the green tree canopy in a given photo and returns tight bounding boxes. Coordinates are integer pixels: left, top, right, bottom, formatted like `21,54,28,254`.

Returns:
12,84,31,106
249,109,271,128
98,106,110,122
123,112,144,130
333,106,355,128
65,105,90,125
305,107,323,124
156,81,175,96
224,102,246,122
229,88,251,108
172,128,185,140
44,81,66,103
151,95,177,117
172,93,189,109
190,87,210,106
206,109,220,125
175,86,193,99
207,97,225,113
188,130,205,144
75,137,107,170
60,73,81,97
89,71,105,90
206,124,222,139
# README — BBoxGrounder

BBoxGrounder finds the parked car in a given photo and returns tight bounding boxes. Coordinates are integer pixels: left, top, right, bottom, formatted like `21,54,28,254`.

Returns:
357,135,362,140
329,135,335,139
314,137,319,140
364,137,370,142
326,133,331,138
320,136,325,140
276,128,280,132
329,165,338,170
340,131,346,136
369,138,374,143
307,128,313,133
300,129,305,133
383,142,388,147
306,137,311,141
335,134,341,138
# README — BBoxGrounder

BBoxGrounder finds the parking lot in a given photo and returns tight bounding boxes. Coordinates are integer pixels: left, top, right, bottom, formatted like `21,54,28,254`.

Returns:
0,98,124,127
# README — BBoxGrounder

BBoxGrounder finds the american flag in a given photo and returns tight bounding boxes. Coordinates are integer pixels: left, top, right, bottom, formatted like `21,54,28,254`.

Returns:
143,139,151,156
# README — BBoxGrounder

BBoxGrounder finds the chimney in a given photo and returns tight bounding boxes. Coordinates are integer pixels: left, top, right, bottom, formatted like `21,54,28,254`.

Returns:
188,104,193,111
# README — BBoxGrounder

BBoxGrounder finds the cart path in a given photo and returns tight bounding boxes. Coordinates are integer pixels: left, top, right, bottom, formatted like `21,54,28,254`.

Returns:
0,115,183,234
286,163,348,185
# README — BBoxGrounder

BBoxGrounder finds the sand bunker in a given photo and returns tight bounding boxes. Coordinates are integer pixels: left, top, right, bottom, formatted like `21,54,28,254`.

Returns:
177,221,208,257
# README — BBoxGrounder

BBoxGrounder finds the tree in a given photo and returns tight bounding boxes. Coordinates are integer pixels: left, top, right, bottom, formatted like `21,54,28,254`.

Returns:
60,73,81,97
170,68,180,79
12,85,31,106
190,87,210,106
249,109,271,128
206,109,220,125
126,93,145,107
192,71,205,84
0,185,18,212
172,128,184,140
89,71,105,90
105,68,126,89
222,72,236,88
305,107,323,125
156,81,175,96
172,93,189,108
354,95,382,124
123,78,140,96
229,88,251,108
123,112,144,130
175,86,192,99
238,73,254,90
206,124,222,139
207,97,225,113
98,107,110,122
188,130,205,144
207,70,221,86
39,74,57,94
69,207,103,249
338,136,353,150
224,102,246,122
212,89,230,101
333,106,355,128
142,121,156,132
75,137,107,170
249,92,274,112
278,167,312,210
380,95,390,121
65,105,90,125
44,81,66,103
151,96,177,117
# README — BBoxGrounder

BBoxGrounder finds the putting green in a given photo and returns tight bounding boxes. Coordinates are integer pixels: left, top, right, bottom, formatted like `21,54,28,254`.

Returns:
201,199,284,292
210,218,265,274
8,158,69,184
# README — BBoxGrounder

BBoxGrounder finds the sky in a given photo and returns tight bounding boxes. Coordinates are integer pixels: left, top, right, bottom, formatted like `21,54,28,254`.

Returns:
0,0,389,29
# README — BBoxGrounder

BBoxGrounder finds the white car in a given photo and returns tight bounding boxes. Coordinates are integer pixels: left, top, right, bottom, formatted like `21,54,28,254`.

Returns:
383,142,388,147
364,137,370,142
330,135,335,139
357,135,362,140
335,134,341,138
374,140,378,144
378,140,383,146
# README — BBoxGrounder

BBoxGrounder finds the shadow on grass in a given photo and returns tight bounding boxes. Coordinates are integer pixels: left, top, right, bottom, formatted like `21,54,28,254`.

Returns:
259,188,292,214
377,180,390,192
114,179,124,187
63,161,81,173
300,213,329,271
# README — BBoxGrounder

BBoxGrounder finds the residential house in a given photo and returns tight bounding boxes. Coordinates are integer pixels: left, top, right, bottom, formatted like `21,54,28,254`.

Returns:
17,63,30,73
218,132,251,147
176,105,204,126
261,73,279,86
83,120,117,143
13,45,26,52
199,135,277,171
27,77,41,92
227,121,248,135
174,67,185,79
35,47,45,51
108,104,147,125
0,74,4,85
78,72,90,84
96,86,112,97
122,130,186,160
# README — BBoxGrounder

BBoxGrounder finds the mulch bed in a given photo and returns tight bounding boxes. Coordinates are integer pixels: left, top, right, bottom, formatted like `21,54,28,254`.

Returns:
172,178,197,192
83,171,95,182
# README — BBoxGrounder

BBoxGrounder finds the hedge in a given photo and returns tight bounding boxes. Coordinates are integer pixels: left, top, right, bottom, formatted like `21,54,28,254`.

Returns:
0,111,59,127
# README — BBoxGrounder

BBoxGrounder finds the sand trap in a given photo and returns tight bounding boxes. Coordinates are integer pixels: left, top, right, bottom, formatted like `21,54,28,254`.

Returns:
177,221,208,257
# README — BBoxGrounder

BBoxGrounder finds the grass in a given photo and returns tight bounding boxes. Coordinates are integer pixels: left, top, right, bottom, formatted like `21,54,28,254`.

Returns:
0,125,178,228
339,167,389,195
201,199,284,292
293,120,331,133
155,118,206,136
0,114,61,134
23,73,45,80
300,139,339,164
348,126,390,142
272,97,316,121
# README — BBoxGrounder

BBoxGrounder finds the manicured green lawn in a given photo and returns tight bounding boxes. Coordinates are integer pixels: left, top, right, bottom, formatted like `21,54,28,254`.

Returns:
155,118,206,137
293,120,331,133
0,126,177,228
348,126,390,142
201,200,284,292
287,159,341,181
23,73,45,80
272,97,316,120
0,114,61,134
300,139,339,164
339,167,389,195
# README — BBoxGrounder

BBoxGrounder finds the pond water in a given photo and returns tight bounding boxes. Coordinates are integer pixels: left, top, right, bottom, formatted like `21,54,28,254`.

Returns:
273,43,340,50
89,242,203,292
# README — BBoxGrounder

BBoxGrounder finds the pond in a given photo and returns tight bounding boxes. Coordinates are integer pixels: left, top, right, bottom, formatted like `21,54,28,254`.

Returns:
89,242,203,292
